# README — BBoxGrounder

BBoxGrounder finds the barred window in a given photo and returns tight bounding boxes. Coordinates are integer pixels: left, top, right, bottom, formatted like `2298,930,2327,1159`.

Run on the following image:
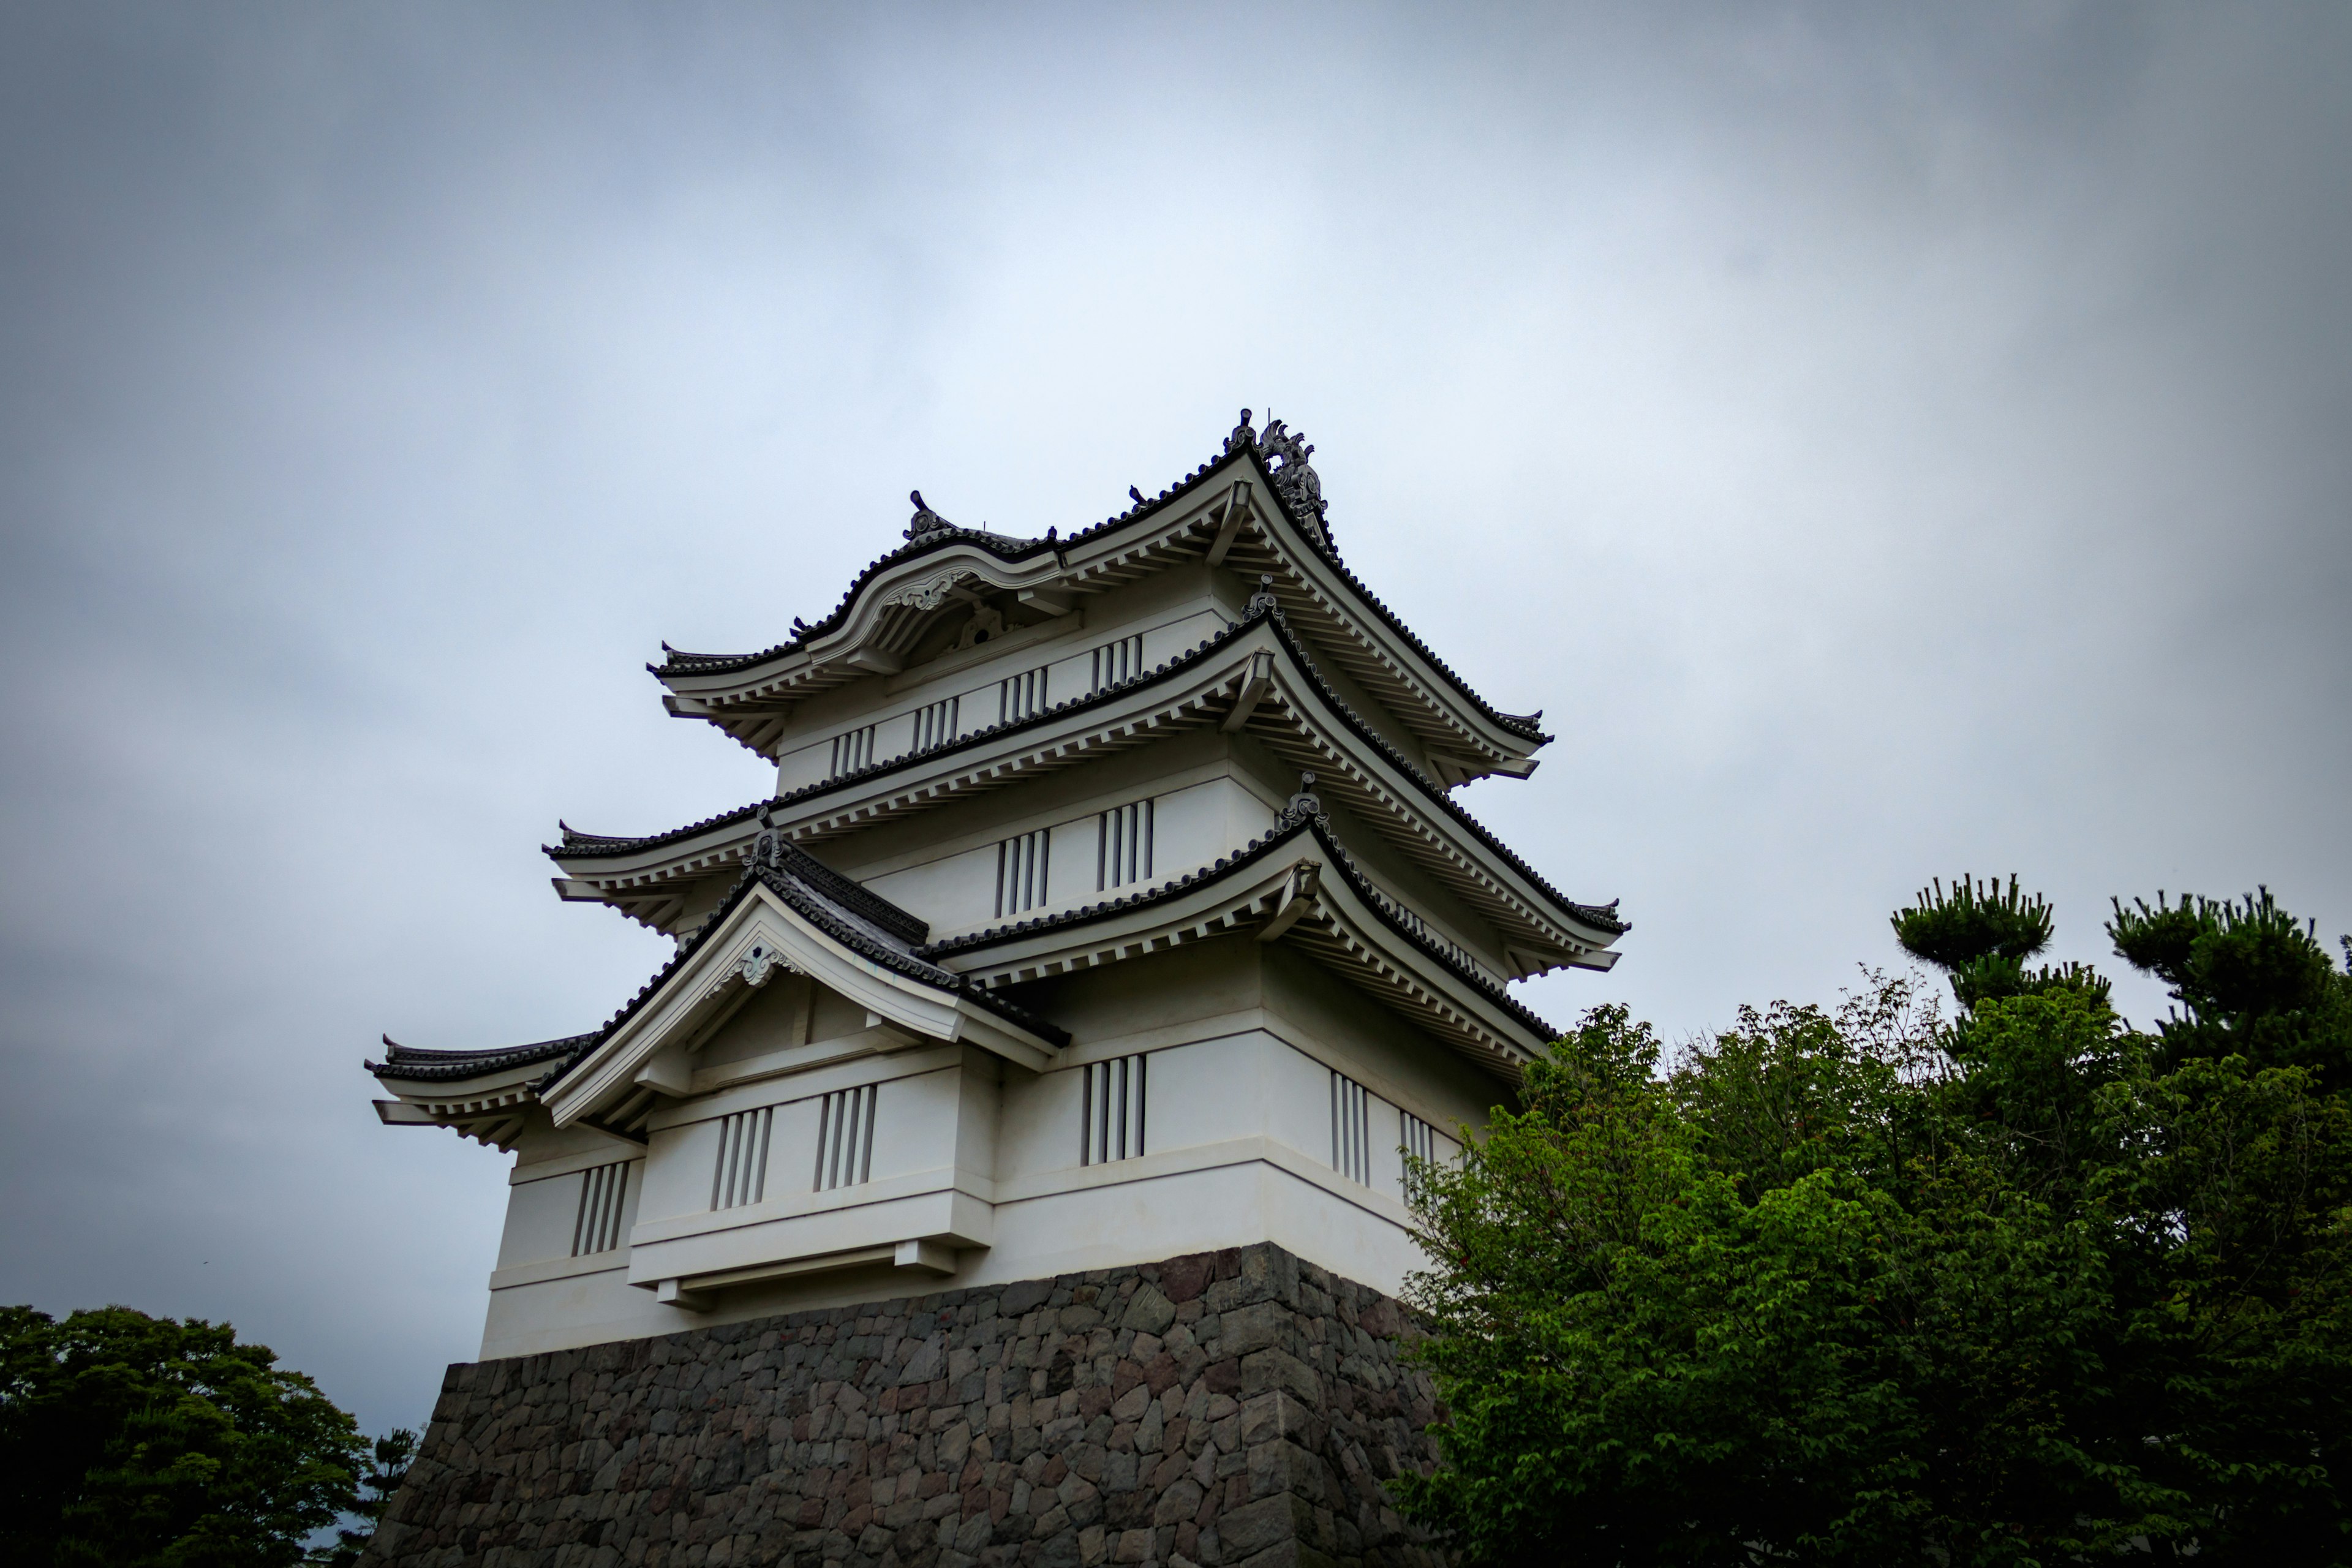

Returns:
1331,1071,1371,1186
1401,1111,1438,1202
709,1107,772,1211
571,1161,630,1256
998,665,1049,724
1090,634,1144,692
1097,799,1153,891
1081,1054,1147,1166
911,695,959,751
996,829,1050,918
813,1084,876,1192
829,725,876,778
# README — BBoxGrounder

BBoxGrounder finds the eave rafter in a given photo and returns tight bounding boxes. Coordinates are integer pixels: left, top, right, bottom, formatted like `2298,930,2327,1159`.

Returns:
371,1074,543,1153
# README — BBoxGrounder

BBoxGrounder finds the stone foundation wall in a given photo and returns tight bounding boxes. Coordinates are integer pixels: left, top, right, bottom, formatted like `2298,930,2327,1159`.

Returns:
366,1243,1447,1568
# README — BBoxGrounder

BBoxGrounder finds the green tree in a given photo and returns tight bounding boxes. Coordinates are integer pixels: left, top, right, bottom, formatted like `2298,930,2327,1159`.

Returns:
0,1305,371,1567
1396,879,2352,1565
311,1427,418,1567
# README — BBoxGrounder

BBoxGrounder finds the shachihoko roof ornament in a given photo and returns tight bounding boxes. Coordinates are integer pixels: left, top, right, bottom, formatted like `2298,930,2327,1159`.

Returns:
1257,414,1327,548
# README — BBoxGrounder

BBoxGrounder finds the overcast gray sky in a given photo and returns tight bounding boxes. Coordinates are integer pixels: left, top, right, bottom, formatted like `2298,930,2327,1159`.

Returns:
2,2,2346,1442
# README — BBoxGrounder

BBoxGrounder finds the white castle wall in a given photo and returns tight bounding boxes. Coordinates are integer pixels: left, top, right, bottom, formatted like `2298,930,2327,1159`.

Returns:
475,941,1477,1361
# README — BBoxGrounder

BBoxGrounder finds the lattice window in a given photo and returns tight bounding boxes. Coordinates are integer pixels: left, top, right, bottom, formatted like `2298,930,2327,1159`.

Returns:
1090,634,1144,692
996,829,1050,918
1401,1111,1438,1202
813,1084,876,1192
1097,799,1153,891
829,725,876,778
709,1107,772,1211
1331,1071,1371,1186
998,666,1049,724
571,1161,630,1256
911,695,959,751
1081,1054,1147,1166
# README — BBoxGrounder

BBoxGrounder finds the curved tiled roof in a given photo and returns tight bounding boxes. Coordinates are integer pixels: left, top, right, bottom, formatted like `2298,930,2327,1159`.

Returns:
650,423,1548,745
377,842,1062,1104
533,846,1068,1099
561,605,1628,940
368,1032,597,1083
921,812,1564,1047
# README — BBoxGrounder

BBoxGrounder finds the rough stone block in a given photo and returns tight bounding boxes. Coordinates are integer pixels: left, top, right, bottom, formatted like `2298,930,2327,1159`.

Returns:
363,1245,1438,1567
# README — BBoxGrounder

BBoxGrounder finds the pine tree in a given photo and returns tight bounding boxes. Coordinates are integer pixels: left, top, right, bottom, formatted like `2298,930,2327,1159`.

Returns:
1892,872,2110,1012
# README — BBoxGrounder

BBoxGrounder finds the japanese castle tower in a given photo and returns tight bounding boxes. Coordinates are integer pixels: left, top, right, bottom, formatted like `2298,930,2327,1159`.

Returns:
369,412,1628,1362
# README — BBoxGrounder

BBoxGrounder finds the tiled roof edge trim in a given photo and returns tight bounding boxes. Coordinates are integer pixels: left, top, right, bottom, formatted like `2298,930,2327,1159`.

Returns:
562,605,1627,938
774,838,929,946
651,428,1547,744
368,1032,597,1083
921,813,1563,1046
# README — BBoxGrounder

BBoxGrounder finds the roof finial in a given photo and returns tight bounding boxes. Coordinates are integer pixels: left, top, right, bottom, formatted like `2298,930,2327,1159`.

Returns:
1248,573,1280,617
1280,771,1324,827
906,489,955,541
752,805,785,872
1224,408,1256,454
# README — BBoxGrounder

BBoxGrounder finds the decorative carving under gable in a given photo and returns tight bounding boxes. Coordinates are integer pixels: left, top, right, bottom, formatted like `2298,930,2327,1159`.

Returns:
1257,416,1329,546
704,937,797,1001
879,568,973,612
737,941,790,989
955,600,1006,649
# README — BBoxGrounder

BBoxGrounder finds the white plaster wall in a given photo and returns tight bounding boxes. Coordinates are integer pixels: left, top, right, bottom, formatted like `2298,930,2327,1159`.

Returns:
497,1166,589,1270
858,770,1270,938
867,1065,966,1185
1136,1034,1265,1157
1264,1036,1340,1171
478,1147,1441,1362
638,1117,725,1223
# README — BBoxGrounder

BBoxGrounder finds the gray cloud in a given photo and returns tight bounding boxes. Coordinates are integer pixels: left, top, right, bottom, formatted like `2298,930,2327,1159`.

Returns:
2,2,2346,1438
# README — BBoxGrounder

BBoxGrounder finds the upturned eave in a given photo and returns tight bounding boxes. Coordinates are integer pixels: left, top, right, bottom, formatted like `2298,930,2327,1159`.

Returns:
929,813,1561,1077
649,426,1551,777
556,610,1627,967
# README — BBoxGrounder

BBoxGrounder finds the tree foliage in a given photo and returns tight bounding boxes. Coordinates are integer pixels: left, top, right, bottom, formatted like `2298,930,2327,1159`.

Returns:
0,1305,374,1567
1397,879,2352,1565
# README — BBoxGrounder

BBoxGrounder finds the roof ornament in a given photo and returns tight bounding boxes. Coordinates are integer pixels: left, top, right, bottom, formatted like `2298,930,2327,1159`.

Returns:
1224,408,1256,454
751,807,785,872
1248,574,1280,617
905,489,956,542
1278,771,1325,828
1129,485,1146,506
736,941,788,989
1257,415,1329,547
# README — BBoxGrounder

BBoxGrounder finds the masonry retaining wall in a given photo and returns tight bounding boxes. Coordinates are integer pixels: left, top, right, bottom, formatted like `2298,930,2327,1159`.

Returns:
364,1243,1447,1568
